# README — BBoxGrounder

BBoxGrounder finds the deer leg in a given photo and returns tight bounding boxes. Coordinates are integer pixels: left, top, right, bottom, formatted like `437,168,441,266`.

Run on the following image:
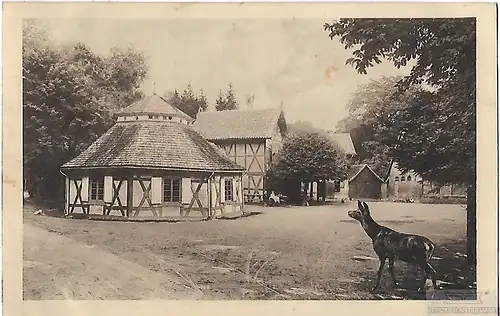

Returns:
426,262,437,289
372,256,386,292
388,257,399,287
416,261,429,292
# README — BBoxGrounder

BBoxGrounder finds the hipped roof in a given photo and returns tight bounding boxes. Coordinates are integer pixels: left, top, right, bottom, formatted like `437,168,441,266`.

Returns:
62,93,245,172
193,108,287,140
61,123,245,172
115,94,194,122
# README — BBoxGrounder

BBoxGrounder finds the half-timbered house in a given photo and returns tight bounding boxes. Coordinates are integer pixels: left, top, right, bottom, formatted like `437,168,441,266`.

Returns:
60,94,246,219
193,107,287,203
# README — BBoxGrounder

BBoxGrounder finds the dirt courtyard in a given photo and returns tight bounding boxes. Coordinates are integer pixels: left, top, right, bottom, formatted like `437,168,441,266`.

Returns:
23,201,474,300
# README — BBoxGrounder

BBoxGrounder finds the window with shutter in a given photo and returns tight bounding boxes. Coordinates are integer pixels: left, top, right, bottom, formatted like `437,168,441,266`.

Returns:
163,178,181,202
90,177,104,201
224,179,233,201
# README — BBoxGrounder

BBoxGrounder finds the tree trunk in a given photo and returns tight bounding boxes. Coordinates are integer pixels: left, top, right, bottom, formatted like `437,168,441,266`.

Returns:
302,182,310,206
466,184,476,267
309,182,314,201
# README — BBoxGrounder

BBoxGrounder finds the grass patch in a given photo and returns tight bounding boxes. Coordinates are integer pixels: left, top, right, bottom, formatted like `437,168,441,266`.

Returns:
420,196,467,205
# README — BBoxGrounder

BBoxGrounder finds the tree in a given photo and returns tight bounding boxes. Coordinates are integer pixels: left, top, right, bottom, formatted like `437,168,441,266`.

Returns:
22,20,149,201
164,84,209,119
266,131,349,205
324,18,476,265
214,89,225,111
197,89,209,113
288,120,327,135
336,76,425,177
215,82,239,111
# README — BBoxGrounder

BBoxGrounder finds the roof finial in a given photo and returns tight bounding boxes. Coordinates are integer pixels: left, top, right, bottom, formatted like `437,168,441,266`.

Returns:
153,82,156,95
280,100,284,111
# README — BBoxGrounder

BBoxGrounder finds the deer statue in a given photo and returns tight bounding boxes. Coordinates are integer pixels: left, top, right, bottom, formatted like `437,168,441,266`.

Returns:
348,200,438,292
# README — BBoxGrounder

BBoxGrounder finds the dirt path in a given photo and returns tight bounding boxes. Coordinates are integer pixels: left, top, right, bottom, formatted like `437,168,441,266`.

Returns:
23,223,212,300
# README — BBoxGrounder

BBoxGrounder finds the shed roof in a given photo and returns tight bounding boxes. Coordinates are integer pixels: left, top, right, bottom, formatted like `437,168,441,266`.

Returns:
115,94,194,122
193,108,286,140
61,121,246,172
348,164,384,182
328,132,357,155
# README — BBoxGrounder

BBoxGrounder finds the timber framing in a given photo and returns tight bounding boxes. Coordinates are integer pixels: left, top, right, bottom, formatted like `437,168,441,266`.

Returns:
215,139,268,203
60,94,247,220
62,168,244,220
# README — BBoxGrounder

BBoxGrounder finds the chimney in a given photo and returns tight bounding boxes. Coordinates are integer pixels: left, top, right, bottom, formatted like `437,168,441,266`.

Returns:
246,94,255,109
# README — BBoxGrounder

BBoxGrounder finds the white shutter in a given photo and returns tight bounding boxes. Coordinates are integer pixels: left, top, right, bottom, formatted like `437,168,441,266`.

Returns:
151,177,162,204
104,176,113,203
232,178,237,202
181,178,192,204
119,180,127,206
238,177,243,204
211,180,218,207
220,177,225,202
81,177,89,201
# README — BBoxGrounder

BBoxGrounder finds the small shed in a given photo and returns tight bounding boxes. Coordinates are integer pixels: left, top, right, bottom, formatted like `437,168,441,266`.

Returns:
346,164,384,199
60,94,246,219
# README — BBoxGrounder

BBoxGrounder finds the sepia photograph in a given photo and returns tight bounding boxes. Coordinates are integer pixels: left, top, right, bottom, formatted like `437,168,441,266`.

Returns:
2,2,498,314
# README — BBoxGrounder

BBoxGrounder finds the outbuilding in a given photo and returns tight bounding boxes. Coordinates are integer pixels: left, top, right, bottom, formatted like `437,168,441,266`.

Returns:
60,94,246,219
346,164,384,199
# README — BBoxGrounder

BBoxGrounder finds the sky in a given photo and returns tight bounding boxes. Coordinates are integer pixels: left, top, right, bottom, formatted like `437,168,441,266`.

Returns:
42,18,411,130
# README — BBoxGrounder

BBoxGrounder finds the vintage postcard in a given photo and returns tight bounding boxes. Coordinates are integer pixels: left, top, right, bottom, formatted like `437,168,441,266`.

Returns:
2,2,498,316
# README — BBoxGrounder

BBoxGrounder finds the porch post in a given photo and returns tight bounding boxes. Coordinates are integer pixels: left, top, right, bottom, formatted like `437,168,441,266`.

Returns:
240,174,244,212
127,174,133,217
208,174,212,219
64,176,70,215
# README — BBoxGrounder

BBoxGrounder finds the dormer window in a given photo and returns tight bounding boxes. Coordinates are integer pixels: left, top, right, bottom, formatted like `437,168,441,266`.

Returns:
407,175,412,181
168,117,172,120
149,115,153,119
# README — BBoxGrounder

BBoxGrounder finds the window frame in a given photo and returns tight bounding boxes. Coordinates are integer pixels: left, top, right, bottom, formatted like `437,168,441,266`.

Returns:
224,178,234,201
163,177,181,203
89,176,104,201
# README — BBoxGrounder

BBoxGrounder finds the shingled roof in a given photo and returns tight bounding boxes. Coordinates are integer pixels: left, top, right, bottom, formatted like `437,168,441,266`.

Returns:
328,132,357,155
347,164,384,182
61,121,245,172
115,94,194,122
193,108,287,140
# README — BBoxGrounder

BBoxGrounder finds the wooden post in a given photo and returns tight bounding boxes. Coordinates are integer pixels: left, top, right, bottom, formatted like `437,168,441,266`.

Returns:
127,174,133,217
309,182,313,201
316,181,320,201
208,175,212,219
64,176,70,215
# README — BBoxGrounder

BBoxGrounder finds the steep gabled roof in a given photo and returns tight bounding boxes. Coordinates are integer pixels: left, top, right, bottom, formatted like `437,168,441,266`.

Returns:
348,164,384,182
61,121,245,172
193,108,287,140
115,94,194,122
328,132,357,155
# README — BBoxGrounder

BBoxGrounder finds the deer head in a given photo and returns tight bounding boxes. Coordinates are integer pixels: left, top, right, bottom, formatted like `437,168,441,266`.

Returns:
348,200,370,222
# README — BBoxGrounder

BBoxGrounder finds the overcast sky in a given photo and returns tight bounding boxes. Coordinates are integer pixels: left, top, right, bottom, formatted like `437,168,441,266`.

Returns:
43,18,411,130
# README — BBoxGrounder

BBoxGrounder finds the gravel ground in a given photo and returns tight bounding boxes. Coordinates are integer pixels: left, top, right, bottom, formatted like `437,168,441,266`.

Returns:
23,200,474,300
